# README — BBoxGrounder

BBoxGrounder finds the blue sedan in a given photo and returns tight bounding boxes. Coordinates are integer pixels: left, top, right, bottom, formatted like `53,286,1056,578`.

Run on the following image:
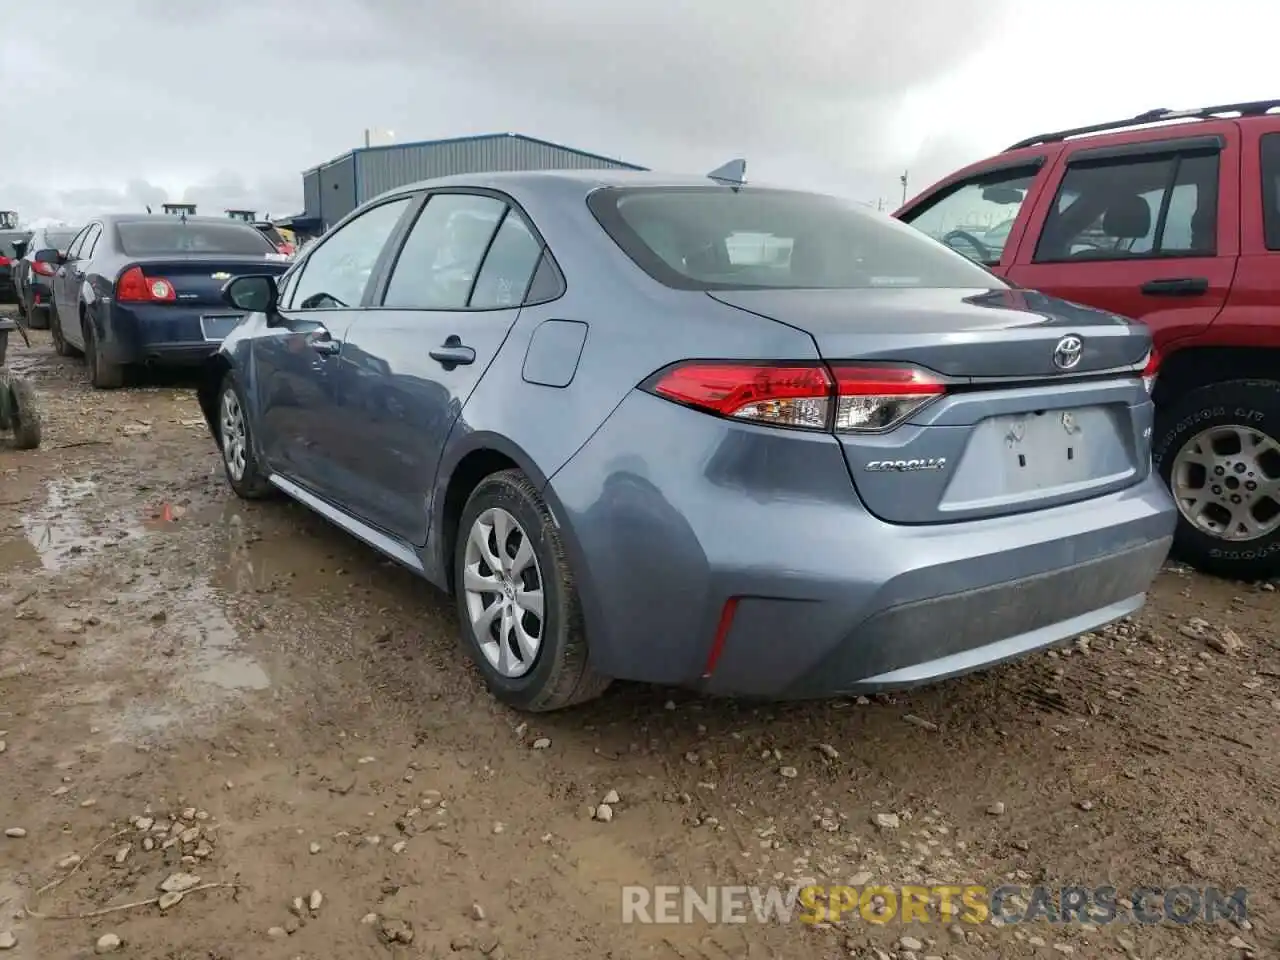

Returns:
49,215,290,387
195,170,1175,711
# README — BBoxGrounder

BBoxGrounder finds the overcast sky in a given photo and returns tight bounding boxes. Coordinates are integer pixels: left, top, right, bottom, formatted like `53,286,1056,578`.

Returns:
1,0,1275,226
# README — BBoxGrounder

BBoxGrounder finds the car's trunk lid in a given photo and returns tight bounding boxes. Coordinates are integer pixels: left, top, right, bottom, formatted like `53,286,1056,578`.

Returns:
709,286,1154,524
122,255,290,308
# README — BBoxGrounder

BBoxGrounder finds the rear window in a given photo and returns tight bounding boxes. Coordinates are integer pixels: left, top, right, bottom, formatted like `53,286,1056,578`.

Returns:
587,186,1005,291
117,221,276,256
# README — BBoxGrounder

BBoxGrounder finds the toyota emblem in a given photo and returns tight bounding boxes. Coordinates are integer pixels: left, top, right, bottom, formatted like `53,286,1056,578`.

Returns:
1053,335,1084,371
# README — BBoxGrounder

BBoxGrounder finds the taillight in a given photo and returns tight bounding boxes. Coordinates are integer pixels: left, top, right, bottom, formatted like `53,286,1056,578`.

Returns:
1140,347,1160,394
0,255,9,267
116,265,176,303
32,261,56,276
643,361,945,433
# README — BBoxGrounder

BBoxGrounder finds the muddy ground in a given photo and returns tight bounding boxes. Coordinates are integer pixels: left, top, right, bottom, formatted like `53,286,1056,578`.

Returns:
0,317,1277,960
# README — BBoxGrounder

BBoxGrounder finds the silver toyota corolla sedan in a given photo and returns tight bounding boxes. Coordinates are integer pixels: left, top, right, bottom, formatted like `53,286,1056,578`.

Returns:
197,169,1176,712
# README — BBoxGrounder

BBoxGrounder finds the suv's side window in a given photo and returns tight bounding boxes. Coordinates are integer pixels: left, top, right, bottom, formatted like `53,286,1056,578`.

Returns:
291,197,412,310
900,166,1040,265
382,193,507,309
1261,133,1280,251
1034,150,1220,262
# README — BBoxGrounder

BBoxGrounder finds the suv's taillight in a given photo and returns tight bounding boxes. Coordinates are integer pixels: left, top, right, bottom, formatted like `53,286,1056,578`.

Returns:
1140,347,1160,394
116,265,176,302
643,361,945,433
32,260,56,276
0,255,9,267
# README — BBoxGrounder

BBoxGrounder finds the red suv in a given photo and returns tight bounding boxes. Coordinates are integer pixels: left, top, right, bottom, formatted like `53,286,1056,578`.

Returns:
897,100,1280,581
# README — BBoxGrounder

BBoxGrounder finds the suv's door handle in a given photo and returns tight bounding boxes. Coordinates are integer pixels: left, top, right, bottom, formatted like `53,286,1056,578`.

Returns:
1141,277,1209,296
429,335,476,367
306,328,341,355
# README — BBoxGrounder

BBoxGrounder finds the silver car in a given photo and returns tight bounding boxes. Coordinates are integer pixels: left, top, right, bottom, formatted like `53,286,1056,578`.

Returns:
198,170,1176,711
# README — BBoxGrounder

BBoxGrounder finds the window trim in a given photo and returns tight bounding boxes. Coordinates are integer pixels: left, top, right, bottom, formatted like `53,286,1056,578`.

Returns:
1065,134,1224,166
1032,150,1221,264
371,186,565,312
66,226,92,260
285,194,417,313
1262,133,1280,252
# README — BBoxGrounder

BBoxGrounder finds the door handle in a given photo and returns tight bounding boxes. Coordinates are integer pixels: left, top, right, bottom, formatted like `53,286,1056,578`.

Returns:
429,335,476,367
306,328,341,355
1141,277,1209,296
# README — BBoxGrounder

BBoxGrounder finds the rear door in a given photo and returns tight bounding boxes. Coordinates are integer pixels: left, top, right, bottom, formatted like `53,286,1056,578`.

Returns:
1006,125,1240,345
53,226,91,334
333,189,550,543
251,195,415,495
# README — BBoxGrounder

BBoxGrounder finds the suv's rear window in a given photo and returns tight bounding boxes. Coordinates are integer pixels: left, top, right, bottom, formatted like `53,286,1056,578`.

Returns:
587,186,1005,291
117,221,276,256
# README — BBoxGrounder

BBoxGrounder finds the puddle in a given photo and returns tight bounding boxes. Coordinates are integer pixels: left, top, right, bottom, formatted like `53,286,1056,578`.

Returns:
15,478,144,571
16,480,274,743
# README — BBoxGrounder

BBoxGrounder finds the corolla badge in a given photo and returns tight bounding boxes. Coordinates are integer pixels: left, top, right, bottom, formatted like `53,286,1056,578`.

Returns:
1053,334,1084,370
211,272,232,280
865,458,947,472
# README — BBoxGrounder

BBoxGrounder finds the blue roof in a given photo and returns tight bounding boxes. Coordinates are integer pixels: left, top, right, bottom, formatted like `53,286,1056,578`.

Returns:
303,132,645,176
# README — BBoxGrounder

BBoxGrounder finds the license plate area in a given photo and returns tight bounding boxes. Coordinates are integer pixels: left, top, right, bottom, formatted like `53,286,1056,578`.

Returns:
200,314,244,341
998,408,1094,492
939,404,1138,512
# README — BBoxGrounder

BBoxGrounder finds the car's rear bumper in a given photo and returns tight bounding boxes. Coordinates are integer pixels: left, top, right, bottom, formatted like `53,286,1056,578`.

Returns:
96,302,239,367
0,275,15,302
548,390,1177,699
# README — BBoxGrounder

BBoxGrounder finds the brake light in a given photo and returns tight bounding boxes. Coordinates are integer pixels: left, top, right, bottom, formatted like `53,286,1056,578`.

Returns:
32,260,56,276
644,361,945,433
116,265,176,302
1141,347,1160,394
0,255,9,267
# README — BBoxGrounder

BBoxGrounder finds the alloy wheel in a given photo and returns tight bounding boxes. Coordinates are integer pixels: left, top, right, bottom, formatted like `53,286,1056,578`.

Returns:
220,388,248,482
1171,424,1280,541
462,507,545,678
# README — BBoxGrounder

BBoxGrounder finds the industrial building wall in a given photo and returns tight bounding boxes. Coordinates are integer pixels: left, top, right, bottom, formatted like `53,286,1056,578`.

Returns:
302,171,322,226
355,137,638,204
317,155,357,227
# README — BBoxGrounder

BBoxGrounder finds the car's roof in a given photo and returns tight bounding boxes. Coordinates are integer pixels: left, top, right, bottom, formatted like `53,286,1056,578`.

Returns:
377,168,819,199
99,213,264,227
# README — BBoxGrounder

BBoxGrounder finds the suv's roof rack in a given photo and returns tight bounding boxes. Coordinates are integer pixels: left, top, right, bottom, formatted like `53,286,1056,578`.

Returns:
1005,99,1280,151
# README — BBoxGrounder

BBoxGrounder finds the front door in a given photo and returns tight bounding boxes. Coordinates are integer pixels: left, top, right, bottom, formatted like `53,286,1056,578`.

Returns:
334,191,547,543
251,195,415,503
53,225,91,341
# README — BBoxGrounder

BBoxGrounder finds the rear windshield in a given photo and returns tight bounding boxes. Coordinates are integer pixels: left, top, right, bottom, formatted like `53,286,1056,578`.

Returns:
587,186,1005,291
117,221,276,256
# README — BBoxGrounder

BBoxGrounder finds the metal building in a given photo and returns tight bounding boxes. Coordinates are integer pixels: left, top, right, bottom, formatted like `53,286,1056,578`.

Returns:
299,132,646,231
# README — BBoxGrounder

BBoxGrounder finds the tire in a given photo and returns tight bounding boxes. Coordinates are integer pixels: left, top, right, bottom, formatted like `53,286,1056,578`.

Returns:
453,469,610,711
216,371,274,499
1153,378,1280,580
7,378,42,450
49,303,78,357
26,304,50,331
83,313,125,389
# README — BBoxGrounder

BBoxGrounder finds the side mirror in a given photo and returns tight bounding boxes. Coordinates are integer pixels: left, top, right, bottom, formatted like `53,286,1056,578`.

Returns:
223,274,278,315
34,248,62,264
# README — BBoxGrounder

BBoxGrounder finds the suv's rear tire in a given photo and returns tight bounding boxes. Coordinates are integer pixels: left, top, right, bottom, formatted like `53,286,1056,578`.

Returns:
1153,378,1280,580
453,469,610,712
